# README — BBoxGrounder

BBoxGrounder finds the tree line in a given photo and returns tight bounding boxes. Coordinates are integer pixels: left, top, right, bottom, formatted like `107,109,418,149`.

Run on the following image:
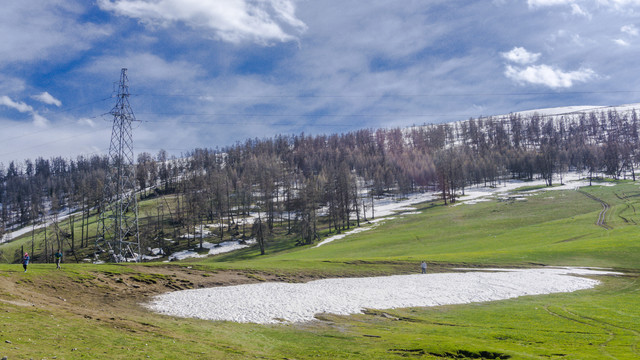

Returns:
0,108,638,260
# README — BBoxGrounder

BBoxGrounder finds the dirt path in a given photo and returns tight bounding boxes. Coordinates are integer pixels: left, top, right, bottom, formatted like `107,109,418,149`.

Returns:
578,190,612,229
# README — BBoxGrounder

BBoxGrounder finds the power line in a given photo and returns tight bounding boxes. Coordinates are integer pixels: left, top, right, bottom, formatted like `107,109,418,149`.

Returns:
135,112,469,117
130,89,640,99
0,126,112,158
139,119,363,127
47,96,114,114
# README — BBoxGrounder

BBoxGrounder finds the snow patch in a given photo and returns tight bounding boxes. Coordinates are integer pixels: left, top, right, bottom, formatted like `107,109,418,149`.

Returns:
146,267,619,324
455,173,614,206
315,191,434,247
166,239,257,261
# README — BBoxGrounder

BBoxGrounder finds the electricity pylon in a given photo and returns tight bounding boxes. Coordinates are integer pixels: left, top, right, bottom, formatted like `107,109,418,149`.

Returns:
95,68,141,262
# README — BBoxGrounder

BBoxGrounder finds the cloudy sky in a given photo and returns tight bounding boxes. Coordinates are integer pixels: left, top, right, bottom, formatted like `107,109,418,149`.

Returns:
1,0,640,165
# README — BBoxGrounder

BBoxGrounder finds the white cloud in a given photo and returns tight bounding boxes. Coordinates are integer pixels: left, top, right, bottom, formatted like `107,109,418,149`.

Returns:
0,1,111,65
528,0,575,7
621,24,639,36
614,38,630,46
529,0,640,9
0,95,33,113
501,47,541,64
505,64,596,88
0,95,50,127
77,118,97,128
527,0,591,16
32,92,62,107
571,3,591,17
97,0,307,44
32,113,50,128
597,0,640,8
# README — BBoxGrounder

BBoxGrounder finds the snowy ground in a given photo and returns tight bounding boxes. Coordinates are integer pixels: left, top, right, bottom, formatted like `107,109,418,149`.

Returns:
315,192,434,247
455,172,614,206
315,173,615,247
166,239,257,261
145,267,618,324
0,208,77,244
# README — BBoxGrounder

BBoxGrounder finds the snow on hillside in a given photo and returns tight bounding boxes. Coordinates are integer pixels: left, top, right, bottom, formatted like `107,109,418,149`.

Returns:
315,172,615,247
316,192,434,247
166,239,257,261
405,102,640,150
513,103,640,117
146,267,619,324
1,209,77,244
456,172,615,206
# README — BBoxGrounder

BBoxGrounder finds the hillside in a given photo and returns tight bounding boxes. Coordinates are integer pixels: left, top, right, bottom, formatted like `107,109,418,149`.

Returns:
2,102,640,264
0,179,638,359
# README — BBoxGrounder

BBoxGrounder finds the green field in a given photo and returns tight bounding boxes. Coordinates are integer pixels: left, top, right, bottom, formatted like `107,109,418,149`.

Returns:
1,181,639,359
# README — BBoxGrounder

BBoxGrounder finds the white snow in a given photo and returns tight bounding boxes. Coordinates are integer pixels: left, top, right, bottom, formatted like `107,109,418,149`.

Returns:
315,191,434,247
455,173,614,206
145,267,619,324
513,103,640,117
0,210,78,244
315,174,614,247
315,218,389,247
166,239,257,261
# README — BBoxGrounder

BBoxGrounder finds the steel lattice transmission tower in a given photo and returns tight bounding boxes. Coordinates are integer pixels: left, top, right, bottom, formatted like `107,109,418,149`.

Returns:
96,68,141,262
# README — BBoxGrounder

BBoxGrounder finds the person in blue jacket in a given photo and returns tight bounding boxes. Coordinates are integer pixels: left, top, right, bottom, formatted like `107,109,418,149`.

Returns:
22,252,30,272
54,251,62,269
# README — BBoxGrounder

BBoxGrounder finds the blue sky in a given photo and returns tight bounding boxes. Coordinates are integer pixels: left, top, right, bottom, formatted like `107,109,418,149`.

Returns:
2,0,640,165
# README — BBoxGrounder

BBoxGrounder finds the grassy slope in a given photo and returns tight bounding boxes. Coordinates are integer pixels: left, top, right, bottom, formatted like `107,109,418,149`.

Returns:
212,182,640,271
1,181,639,359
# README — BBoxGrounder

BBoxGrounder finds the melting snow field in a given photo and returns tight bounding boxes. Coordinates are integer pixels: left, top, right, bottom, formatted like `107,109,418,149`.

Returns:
315,191,434,247
166,239,257,261
146,267,618,324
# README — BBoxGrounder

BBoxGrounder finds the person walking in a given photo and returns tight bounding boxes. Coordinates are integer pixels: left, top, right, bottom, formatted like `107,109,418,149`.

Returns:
421,261,427,274
54,251,63,270
22,253,30,272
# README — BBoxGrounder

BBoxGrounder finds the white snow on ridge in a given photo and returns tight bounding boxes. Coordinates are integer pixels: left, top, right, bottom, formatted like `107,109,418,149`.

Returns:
513,103,640,117
146,267,619,324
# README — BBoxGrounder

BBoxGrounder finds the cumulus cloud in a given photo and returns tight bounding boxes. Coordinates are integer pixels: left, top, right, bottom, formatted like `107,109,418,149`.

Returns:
32,92,62,107
502,45,596,88
527,0,575,7
32,113,50,128
571,3,591,17
0,95,33,113
505,64,595,88
621,24,639,36
97,0,307,44
501,47,541,64
614,38,630,46
0,95,49,127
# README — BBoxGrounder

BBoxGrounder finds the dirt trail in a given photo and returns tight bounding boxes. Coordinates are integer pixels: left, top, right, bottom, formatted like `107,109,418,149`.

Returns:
578,190,612,229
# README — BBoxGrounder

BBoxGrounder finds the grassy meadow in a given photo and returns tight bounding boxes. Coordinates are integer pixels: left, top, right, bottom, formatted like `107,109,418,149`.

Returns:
0,180,639,359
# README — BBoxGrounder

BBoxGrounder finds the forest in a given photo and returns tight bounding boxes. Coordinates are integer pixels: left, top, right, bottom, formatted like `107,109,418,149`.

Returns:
0,108,638,261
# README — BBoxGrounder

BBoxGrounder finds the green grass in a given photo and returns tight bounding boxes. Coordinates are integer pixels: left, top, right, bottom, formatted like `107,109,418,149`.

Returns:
1,268,638,359
205,182,640,272
1,181,640,359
